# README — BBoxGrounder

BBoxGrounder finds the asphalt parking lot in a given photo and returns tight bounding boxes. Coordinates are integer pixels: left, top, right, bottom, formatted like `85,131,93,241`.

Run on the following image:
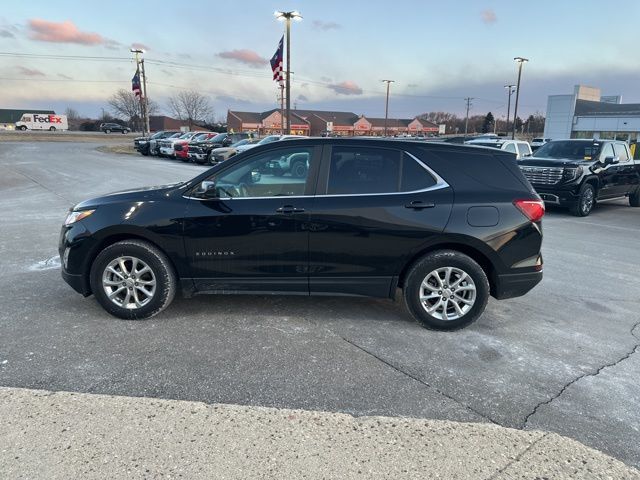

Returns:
1,141,638,469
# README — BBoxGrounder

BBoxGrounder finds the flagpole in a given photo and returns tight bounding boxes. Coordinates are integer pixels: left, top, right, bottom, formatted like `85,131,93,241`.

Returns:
141,58,150,135
280,84,285,135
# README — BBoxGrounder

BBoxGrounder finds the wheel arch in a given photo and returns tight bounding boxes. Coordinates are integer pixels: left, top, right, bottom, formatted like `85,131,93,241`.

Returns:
82,229,179,295
397,241,499,297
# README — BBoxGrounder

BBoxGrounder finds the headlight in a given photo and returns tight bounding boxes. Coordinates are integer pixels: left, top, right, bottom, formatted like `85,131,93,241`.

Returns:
563,166,583,181
64,209,95,226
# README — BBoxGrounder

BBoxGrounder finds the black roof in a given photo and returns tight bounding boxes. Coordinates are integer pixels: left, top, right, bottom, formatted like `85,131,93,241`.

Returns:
574,99,640,116
0,109,55,124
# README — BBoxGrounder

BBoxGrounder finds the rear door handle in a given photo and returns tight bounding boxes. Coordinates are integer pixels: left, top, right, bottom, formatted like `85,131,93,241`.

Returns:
405,201,435,210
276,205,305,214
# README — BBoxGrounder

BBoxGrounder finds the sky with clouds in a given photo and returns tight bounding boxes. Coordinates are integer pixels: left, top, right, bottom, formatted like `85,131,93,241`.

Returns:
2,0,640,120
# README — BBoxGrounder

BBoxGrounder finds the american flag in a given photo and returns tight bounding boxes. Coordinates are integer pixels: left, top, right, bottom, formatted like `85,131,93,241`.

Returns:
270,35,284,84
132,68,142,97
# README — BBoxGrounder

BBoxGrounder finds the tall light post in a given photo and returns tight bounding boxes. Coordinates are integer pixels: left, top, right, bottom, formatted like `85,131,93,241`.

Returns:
511,57,528,139
504,84,515,136
381,79,394,136
275,10,302,134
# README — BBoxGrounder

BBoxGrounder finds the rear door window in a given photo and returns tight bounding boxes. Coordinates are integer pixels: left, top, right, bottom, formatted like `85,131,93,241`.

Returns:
517,143,531,156
504,143,517,154
326,146,435,195
613,143,630,162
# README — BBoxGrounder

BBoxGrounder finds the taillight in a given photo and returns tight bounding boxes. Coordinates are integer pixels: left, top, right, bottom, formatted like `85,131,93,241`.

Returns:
513,199,545,222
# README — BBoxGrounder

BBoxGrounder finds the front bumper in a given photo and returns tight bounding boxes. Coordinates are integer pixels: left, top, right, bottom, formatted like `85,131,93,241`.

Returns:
159,147,174,156
533,187,580,207
494,270,542,300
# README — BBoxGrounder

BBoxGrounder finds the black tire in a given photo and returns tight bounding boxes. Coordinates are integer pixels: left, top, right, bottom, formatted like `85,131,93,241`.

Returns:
290,161,308,178
89,240,176,320
19,125,27,131
122,129,129,134
630,187,640,207
570,183,596,217
105,129,111,134
403,250,490,330
141,146,149,156
49,126,56,132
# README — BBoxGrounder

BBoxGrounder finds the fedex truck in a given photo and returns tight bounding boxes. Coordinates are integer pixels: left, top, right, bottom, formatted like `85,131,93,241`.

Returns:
15,113,68,131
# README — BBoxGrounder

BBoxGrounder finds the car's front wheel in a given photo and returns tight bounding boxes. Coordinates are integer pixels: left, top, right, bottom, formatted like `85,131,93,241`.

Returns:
570,183,596,217
403,250,489,330
105,129,111,134
629,187,640,207
49,126,56,131
90,240,176,320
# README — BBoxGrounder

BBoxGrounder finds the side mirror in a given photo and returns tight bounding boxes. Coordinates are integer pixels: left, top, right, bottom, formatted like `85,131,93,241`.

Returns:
195,180,218,198
603,156,619,166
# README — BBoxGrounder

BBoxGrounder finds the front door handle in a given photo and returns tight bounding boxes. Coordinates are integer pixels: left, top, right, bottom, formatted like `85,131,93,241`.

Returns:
276,205,305,214
405,201,435,210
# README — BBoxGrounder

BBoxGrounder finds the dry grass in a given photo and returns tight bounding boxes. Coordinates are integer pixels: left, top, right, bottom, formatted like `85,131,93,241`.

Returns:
0,131,138,143
95,144,138,155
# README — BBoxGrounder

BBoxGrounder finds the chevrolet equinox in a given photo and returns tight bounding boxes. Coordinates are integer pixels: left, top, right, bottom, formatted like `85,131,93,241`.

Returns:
60,138,544,330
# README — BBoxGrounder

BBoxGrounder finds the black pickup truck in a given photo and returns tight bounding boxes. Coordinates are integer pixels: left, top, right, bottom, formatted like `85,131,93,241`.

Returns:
517,139,640,216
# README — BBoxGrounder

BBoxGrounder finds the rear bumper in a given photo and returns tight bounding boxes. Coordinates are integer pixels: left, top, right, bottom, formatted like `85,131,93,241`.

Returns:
494,270,542,300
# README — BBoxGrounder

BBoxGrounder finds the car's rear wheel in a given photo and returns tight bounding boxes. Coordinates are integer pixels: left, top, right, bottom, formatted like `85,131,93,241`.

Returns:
570,183,596,217
49,126,56,131
90,240,176,320
19,125,27,131
403,250,489,330
105,129,111,134
630,187,640,207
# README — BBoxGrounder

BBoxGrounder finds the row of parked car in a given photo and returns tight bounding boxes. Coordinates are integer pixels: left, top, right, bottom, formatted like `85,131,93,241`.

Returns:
134,130,307,166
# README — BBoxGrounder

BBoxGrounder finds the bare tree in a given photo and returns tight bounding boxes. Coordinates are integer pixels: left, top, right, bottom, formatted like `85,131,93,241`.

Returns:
106,89,159,130
64,107,80,120
167,90,213,128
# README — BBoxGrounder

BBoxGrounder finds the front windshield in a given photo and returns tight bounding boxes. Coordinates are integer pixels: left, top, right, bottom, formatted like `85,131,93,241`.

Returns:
258,135,280,145
231,139,250,147
534,140,601,160
169,132,182,138
179,132,196,139
150,131,164,139
191,133,208,142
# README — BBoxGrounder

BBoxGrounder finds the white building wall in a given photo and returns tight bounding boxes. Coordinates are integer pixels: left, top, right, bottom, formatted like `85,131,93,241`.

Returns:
543,94,576,139
573,116,640,132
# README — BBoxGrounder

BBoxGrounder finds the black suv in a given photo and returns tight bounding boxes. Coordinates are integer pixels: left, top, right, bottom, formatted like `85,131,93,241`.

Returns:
188,132,253,164
100,122,130,134
59,139,544,330
517,139,640,216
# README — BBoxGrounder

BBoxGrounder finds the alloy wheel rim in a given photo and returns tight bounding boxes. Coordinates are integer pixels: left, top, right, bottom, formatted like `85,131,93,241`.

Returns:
419,267,476,321
102,256,156,309
582,189,594,214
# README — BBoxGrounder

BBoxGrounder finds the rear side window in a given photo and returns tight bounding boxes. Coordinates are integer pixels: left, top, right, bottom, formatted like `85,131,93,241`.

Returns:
327,147,436,195
614,143,630,162
504,143,517,154
517,143,531,156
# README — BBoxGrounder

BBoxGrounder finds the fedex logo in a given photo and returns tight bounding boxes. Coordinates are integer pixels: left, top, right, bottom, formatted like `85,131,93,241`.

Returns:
32,114,62,124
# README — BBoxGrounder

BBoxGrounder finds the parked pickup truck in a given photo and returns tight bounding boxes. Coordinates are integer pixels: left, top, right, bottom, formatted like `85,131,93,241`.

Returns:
188,132,253,164
517,139,640,216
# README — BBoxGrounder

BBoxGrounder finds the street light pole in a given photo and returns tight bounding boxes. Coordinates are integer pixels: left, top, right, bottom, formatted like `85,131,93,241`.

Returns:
464,97,473,139
382,79,394,137
504,84,515,136
275,10,302,135
512,57,528,139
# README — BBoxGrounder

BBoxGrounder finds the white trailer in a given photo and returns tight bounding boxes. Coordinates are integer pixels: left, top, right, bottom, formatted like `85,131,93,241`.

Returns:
15,113,68,131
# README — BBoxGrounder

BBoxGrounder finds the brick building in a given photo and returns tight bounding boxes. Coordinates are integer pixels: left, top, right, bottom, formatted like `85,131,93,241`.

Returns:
227,109,438,137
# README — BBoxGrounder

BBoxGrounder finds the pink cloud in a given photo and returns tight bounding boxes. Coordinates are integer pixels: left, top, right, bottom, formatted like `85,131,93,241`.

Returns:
131,42,150,52
28,18,104,45
328,81,363,96
17,66,45,77
217,49,267,68
481,9,497,24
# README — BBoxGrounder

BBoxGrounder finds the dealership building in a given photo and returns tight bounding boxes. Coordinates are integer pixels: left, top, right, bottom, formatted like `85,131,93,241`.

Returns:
227,109,439,137
544,85,640,142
